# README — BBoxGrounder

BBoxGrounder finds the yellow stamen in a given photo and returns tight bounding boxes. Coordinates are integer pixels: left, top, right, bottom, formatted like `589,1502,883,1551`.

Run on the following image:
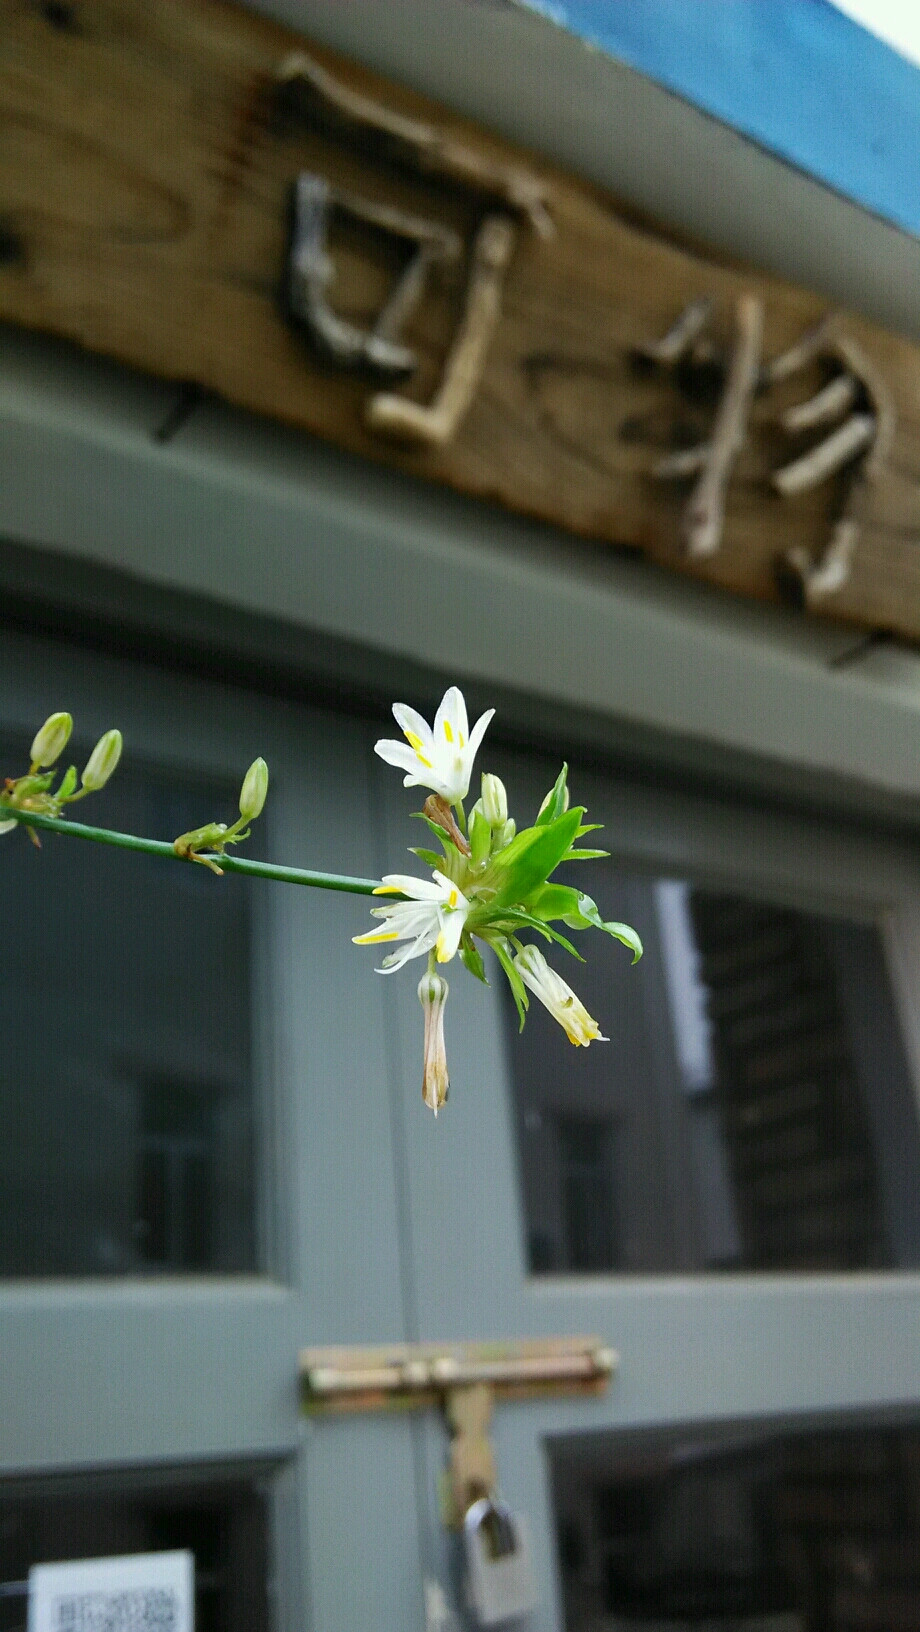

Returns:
443,720,454,743
353,929,400,944
373,885,403,895
404,730,424,751
415,753,433,768
459,732,466,747
447,888,458,908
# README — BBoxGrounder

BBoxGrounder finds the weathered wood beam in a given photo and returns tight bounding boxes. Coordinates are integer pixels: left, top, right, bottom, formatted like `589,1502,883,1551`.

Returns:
4,0,920,639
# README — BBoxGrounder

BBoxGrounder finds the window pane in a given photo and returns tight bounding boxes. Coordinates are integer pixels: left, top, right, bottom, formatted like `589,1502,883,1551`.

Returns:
0,738,259,1276
0,1470,270,1632
506,866,920,1274
550,1417,920,1631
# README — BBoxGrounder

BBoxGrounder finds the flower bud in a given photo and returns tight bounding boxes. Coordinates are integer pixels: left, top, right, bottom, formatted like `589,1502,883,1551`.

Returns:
418,971,450,1115
31,712,72,769
239,757,268,821
481,772,508,828
81,729,122,791
538,782,569,821
496,817,516,849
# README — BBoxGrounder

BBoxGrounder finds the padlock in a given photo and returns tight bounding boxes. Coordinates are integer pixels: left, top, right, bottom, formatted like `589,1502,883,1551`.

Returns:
463,1495,538,1625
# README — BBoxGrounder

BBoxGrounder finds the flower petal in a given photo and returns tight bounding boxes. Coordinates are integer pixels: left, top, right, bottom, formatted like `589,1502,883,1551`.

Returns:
434,686,469,751
378,923,439,973
374,739,431,777
435,904,468,963
377,873,447,901
392,704,434,751
466,708,496,762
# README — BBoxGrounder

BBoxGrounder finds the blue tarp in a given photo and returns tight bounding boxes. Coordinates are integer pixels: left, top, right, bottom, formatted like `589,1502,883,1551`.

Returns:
518,1,920,237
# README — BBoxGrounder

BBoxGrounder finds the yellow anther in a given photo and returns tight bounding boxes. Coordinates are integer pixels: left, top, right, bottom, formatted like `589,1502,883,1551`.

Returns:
353,929,400,944
404,731,424,751
443,720,454,743
373,885,403,895
416,753,433,768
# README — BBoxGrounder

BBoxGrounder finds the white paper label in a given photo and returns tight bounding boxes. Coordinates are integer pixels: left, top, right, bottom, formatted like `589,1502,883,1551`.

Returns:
27,1549,194,1632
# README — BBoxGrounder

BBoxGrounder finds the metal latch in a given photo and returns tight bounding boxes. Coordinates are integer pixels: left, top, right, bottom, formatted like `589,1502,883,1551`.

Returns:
300,1337,616,1527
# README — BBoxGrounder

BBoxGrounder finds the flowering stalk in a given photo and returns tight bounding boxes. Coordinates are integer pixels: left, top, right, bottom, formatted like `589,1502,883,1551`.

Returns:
4,697,644,1125
0,804,383,894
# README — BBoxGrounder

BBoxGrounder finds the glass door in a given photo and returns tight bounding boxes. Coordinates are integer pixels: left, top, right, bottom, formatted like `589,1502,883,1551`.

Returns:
377,740,920,1630
0,630,432,1632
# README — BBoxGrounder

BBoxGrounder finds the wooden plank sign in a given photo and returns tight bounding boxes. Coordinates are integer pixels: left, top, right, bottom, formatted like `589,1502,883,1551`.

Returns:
5,0,920,637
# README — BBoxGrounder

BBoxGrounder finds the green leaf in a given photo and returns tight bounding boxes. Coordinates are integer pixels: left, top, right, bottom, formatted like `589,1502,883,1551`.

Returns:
529,886,642,962
576,823,603,836
603,920,644,963
522,882,589,925
409,847,445,870
469,806,491,867
573,890,642,959
57,765,78,801
489,808,584,907
459,940,489,984
488,936,529,1030
560,847,609,862
535,763,569,825
488,907,585,961
571,891,604,928
489,908,551,941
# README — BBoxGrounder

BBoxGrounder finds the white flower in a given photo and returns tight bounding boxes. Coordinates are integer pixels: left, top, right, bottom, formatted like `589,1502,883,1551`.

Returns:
513,944,608,1046
375,686,495,805
353,870,470,972
418,971,450,1114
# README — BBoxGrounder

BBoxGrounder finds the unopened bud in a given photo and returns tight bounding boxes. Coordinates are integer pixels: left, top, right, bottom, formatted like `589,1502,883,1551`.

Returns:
239,757,268,821
496,817,516,849
538,783,569,820
31,712,72,769
81,729,122,791
481,772,508,828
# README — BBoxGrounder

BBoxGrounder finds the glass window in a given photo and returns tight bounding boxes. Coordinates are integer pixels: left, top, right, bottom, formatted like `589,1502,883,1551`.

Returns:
550,1416,920,1630
0,1470,271,1632
0,736,260,1277
506,863,920,1274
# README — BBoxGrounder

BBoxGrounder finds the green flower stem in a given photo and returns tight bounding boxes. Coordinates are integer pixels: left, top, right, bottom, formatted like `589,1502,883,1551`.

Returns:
0,807,383,897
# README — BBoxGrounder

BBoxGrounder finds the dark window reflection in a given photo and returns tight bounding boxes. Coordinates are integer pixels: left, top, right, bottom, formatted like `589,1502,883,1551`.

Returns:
551,1419,920,1631
0,738,259,1276
506,868,920,1274
0,1471,270,1632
